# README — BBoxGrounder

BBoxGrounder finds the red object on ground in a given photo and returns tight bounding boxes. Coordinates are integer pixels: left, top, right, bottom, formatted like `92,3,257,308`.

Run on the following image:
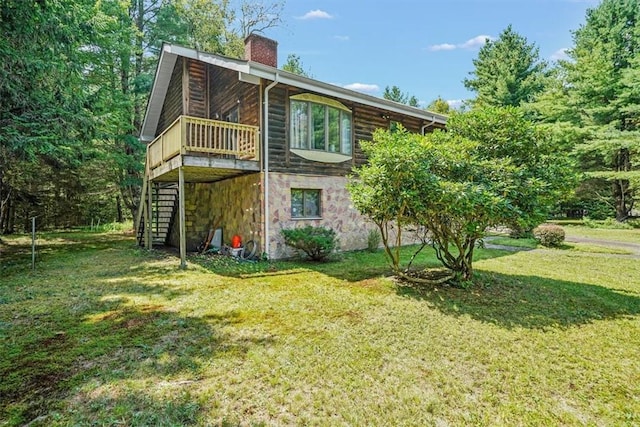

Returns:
231,235,242,248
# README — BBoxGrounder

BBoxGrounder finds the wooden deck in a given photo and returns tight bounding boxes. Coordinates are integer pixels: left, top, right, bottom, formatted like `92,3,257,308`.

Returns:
147,115,260,182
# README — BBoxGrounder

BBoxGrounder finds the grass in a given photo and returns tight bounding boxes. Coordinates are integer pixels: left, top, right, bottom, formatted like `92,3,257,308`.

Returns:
485,236,539,249
563,224,640,243
1,226,639,426
561,242,634,255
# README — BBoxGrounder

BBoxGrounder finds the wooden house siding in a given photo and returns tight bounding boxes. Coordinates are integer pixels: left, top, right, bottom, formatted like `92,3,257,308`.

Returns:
267,86,353,176
209,66,260,127
266,86,288,170
187,59,207,118
156,57,183,137
266,85,440,175
152,57,443,177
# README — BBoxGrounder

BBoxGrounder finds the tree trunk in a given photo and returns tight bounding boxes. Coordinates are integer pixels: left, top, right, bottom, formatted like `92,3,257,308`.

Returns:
0,180,9,234
614,148,632,221
462,240,475,280
116,194,123,223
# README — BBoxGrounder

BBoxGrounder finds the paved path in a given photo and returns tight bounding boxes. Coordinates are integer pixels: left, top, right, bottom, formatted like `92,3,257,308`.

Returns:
484,235,640,259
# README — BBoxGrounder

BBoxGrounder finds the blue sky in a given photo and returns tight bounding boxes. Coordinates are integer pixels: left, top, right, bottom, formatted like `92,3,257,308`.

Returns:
265,0,600,108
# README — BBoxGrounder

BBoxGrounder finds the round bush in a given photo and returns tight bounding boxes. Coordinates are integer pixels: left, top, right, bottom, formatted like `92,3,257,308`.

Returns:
281,226,338,261
533,224,565,247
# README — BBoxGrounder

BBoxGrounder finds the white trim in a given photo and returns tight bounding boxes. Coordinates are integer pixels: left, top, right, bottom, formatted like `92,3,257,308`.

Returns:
263,75,279,259
140,47,178,142
290,93,350,112
290,149,352,163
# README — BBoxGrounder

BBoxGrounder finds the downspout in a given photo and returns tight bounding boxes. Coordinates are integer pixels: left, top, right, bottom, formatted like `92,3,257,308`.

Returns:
421,116,437,135
263,73,279,259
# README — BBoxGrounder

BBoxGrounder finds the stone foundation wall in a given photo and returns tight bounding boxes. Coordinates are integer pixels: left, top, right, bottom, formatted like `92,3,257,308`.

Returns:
267,172,378,258
166,171,417,259
169,173,263,252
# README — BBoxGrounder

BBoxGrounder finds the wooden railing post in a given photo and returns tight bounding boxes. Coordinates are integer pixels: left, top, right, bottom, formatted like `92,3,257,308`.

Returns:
181,116,187,154
147,115,259,165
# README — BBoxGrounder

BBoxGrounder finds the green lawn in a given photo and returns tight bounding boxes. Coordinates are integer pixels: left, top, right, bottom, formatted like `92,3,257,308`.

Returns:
564,224,640,243
1,228,639,426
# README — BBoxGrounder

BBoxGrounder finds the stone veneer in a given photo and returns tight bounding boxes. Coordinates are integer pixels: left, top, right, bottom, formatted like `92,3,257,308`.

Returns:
169,173,263,252
267,172,378,258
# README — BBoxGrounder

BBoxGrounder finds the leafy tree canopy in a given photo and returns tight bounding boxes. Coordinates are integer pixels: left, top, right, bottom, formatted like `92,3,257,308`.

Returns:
349,107,572,282
427,97,451,114
282,54,312,77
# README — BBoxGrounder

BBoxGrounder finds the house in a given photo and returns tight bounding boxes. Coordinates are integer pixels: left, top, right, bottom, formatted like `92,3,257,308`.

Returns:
137,34,447,266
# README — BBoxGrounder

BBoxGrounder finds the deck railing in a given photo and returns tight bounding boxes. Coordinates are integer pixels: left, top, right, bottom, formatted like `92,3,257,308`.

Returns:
147,115,259,169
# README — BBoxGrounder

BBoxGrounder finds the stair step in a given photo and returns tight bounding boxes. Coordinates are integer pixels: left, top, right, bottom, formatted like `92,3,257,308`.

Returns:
137,181,179,247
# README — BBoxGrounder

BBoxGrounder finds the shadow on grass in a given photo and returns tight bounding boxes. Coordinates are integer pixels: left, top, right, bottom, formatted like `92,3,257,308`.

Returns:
1,231,138,272
0,236,273,426
191,246,516,283
396,270,640,330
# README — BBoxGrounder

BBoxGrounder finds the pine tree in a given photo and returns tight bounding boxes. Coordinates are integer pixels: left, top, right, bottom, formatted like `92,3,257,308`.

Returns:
464,25,548,107
383,86,419,107
564,0,640,220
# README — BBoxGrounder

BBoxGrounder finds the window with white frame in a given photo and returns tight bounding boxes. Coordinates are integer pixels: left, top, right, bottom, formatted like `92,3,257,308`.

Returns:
290,94,352,155
291,189,321,218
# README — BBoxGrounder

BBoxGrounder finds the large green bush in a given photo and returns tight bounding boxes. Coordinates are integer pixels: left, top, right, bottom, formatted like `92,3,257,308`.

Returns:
348,107,573,281
281,226,338,261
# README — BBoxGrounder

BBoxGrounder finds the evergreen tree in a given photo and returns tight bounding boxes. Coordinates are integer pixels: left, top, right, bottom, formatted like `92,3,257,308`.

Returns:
464,25,548,107
563,0,640,220
0,0,285,231
0,0,96,232
383,86,419,107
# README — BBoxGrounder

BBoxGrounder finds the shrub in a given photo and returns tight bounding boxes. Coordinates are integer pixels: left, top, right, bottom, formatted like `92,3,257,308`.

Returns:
627,218,640,229
366,229,381,252
533,224,565,247
281,226,338,261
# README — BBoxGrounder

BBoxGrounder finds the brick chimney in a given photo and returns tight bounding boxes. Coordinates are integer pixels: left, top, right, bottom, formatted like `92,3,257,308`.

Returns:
244,34,278,68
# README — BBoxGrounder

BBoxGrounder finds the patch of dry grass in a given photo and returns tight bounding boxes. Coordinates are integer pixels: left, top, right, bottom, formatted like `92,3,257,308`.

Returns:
1,227,639,426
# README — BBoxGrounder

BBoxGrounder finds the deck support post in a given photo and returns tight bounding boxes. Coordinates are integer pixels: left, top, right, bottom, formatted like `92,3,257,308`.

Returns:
178,166,187,269
146,178,153,250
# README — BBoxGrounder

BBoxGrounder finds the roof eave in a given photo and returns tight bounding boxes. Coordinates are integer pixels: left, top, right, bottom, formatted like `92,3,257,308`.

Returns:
141,43,447,143
247,62,448,125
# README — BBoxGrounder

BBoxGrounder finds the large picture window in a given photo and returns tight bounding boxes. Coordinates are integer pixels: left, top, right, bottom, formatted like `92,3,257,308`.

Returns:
290,95,352,155
291,189,321,218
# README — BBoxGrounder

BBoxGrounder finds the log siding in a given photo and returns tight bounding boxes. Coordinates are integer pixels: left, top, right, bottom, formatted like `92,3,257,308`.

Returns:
266,85,442,176
154,59,443,178
156,57,183,137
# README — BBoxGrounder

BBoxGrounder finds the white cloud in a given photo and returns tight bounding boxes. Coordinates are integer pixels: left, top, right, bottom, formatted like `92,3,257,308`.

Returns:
429,43,456,52
550,48,569,61
334,35,350,41
460,35,494,49
297,9,333,20
428,35,494,52
446,99,464,110
343,83,380,93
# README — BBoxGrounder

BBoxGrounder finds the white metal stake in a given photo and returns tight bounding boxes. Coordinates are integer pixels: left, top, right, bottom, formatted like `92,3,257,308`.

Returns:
31,216,36,269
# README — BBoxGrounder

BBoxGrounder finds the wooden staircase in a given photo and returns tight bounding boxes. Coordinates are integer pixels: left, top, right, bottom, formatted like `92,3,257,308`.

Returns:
136,183,179,247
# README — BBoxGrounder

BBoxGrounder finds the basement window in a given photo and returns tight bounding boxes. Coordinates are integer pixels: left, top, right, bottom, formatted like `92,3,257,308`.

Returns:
291,189,321,219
